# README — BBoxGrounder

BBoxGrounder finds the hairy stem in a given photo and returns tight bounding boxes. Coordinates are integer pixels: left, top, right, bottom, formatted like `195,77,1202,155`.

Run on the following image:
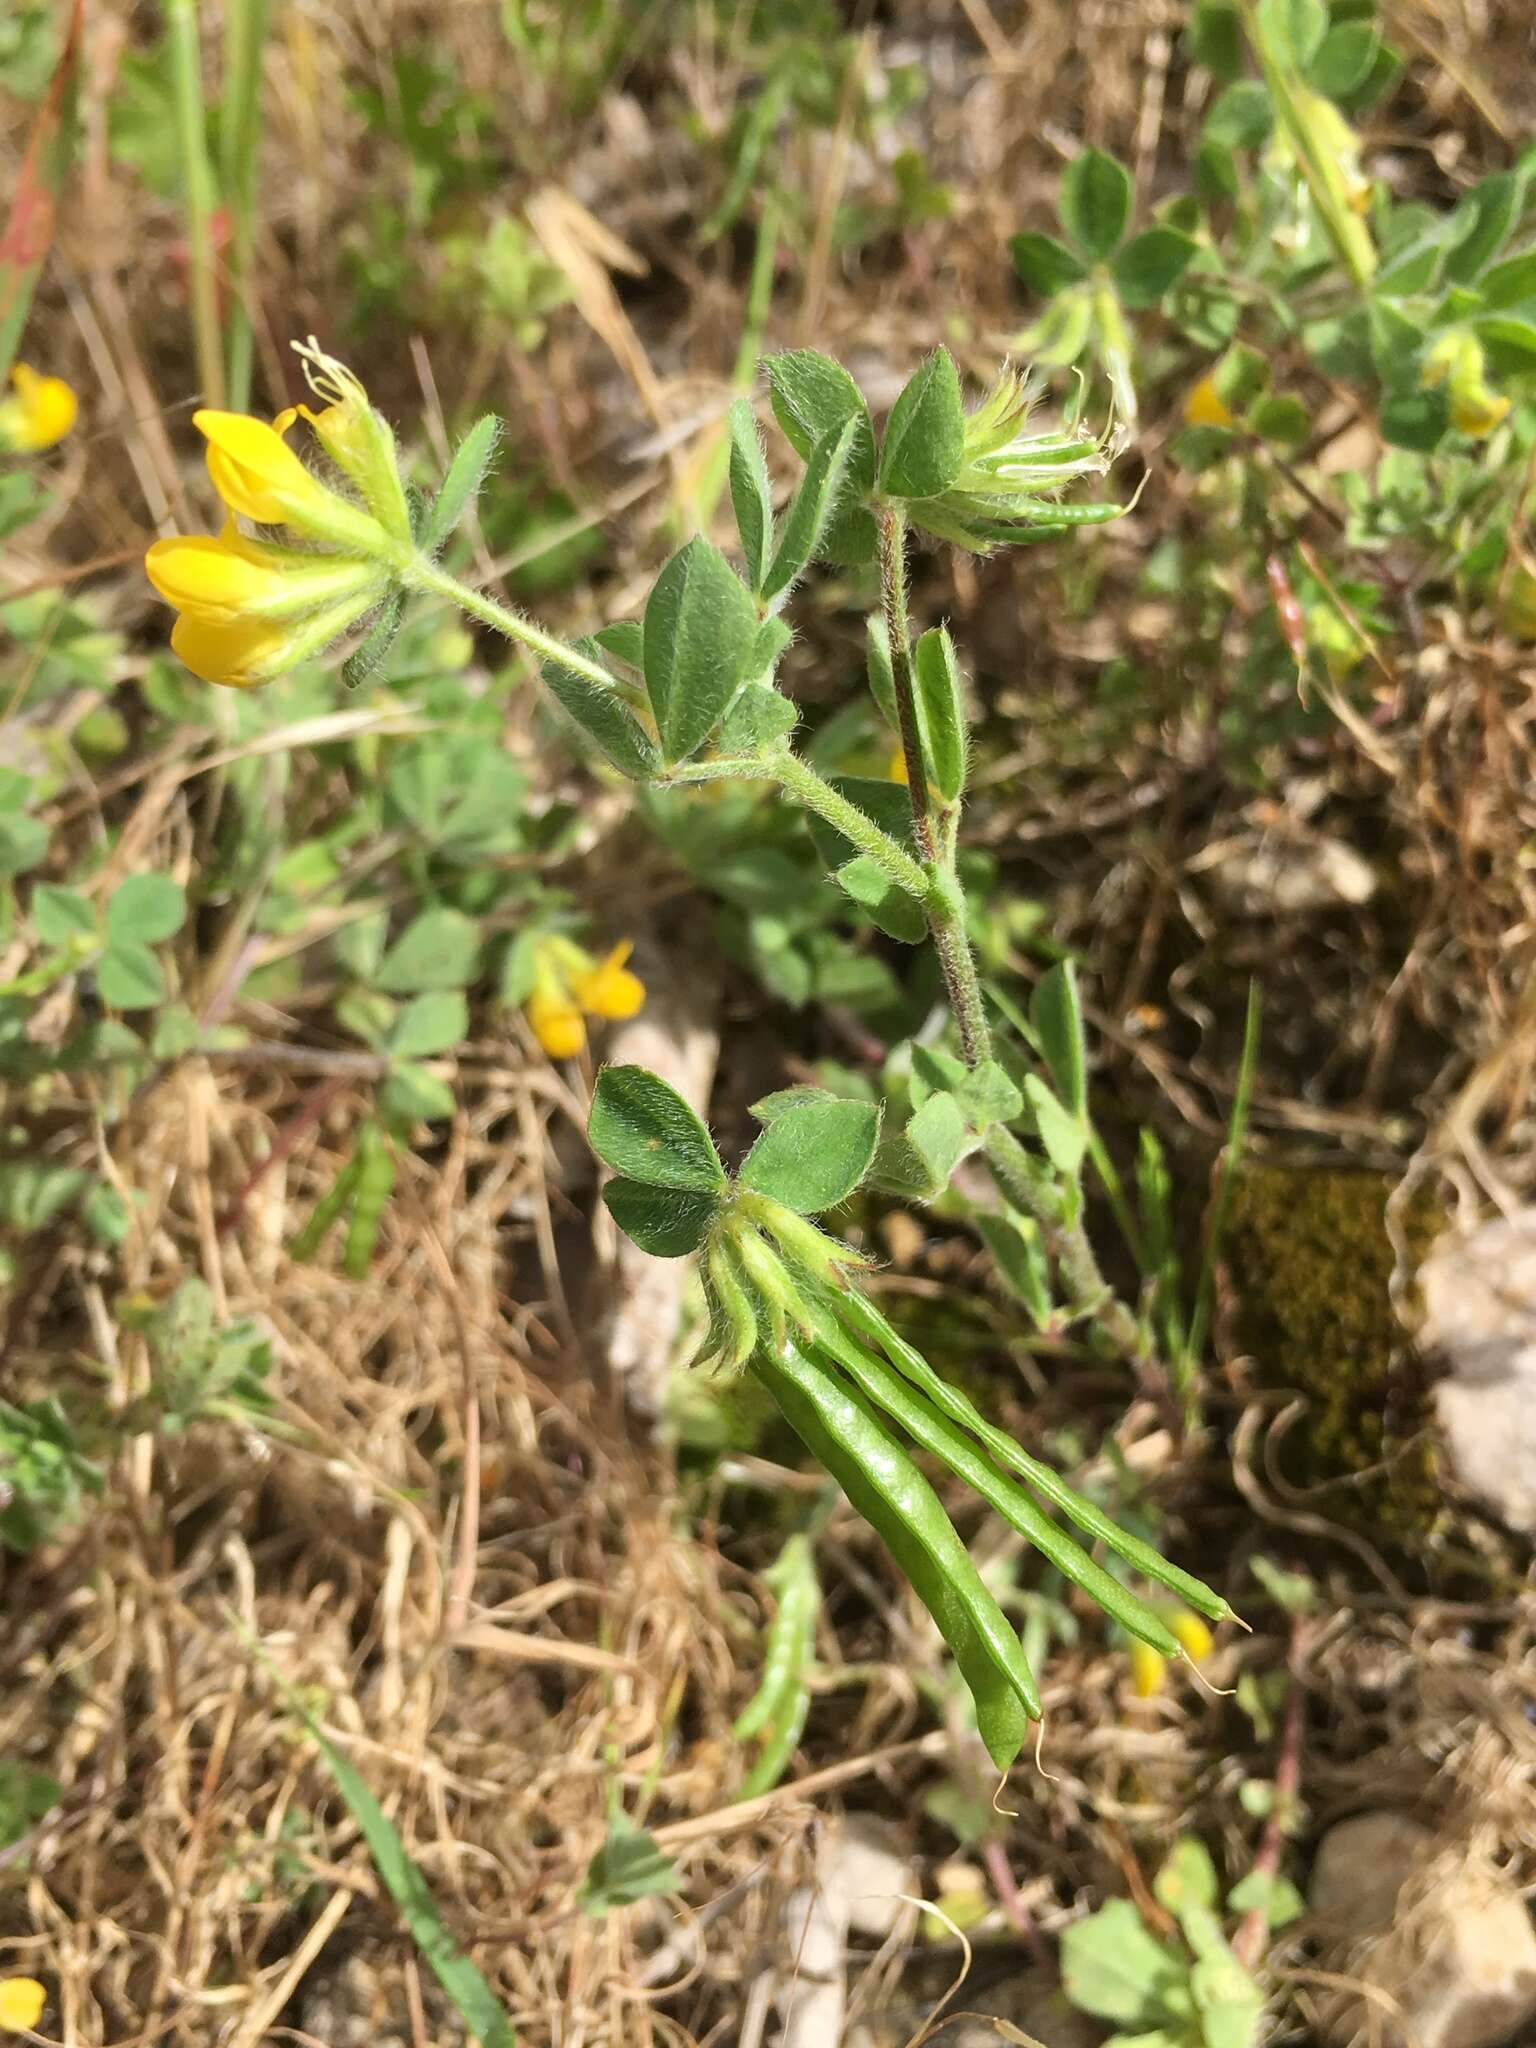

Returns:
877,503,938,861
775,750,934,902
933,912,992,1067
402,554,619,692
985,1125,1138,1347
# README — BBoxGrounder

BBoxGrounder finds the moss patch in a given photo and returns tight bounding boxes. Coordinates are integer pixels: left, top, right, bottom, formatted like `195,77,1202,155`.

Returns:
1225,1166,1442,1534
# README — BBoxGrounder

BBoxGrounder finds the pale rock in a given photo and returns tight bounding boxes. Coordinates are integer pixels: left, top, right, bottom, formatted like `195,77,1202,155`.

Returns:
1212,834,1377,915
1420,1211,1536,1532
828,1813,919,1940
1309,1814,1536,2048
1310,1812,1433,1941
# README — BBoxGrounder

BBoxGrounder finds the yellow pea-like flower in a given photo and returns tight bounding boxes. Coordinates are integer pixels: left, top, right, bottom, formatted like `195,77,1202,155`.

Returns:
168,593,379,688
146,527,383,624
1130,1639,1167,1698
1450,387,1510,438
524,936,647,1058
0,1977,45,2032
1169,1609,1214,1663
193,408,387,559
0,363,78,452
148,348,407,686
527,984,588,1060
569,941,646,1023
1128,1606,1214,1698
1183,375,1235,430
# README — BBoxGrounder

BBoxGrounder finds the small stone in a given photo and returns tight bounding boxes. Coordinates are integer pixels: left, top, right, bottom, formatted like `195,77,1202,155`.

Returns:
826,1813,918,1940
1420,1212,1536,1532
1309,1816,1536,2048
1309,1812,1432,1940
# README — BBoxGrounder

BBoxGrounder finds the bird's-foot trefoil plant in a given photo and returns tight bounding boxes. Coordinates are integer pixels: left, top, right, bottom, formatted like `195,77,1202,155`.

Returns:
143,336,1230,1768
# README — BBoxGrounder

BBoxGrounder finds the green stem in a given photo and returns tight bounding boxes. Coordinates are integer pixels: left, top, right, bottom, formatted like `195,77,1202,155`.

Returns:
166,0,225,409
877,501,992,1063
401,554,618,692
877,503,937,861
774,749,933,903
934,915,992,1067
221,0,269,412
985,1126,1138,1349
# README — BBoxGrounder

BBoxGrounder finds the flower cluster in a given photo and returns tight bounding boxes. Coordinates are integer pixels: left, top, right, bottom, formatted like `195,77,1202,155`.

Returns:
144,342,406,687
524,935,645,1059
0,363,77,453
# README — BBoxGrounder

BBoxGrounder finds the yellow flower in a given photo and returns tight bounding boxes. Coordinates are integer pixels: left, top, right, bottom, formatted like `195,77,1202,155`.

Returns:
1183,374,1235,430
1450,387,1510,438
0,1978,45,2032
887,744,909,786
0,364,78,452
569,942,646,1023
527,984,588,1059
1128,1607,1214,1698
146,526,383,624
1130,1639,1167,1698
149,351,405,687
195,408,377,546
1169,1609,1214,1663
168,595,379,688
1422,329,1510,441
525,937,646,1059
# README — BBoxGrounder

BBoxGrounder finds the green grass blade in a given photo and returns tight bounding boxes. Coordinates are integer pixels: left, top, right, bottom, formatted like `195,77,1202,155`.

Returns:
221,0,269,411
1186,980,1261,1373
166,0,226,407
290,1693,515,2045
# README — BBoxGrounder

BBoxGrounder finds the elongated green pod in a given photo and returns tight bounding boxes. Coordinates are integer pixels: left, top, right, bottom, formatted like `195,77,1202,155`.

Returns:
733,1532,819,1741
749,1342,1039,1766
801,1303,1180,1657
738,1681,811,1800
834,1288,1230,1623
343,1120,395,1280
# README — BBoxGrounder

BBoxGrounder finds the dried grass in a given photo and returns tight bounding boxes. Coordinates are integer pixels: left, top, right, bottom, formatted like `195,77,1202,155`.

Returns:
5,1,1536,2042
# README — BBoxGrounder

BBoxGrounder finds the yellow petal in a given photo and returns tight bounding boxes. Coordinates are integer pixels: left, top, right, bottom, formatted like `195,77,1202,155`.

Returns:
146,532,287,617
1,365,78,451
0,1978,45,2032
527,987,587,1059
570,942,646,1023
1183,375,1234,430
1130,1640,1166,1698
1450,388,1509,438
145,530,378,623
195,409,318,522
170,611,296,687
887,745,909,786
1169,1610,1214,1663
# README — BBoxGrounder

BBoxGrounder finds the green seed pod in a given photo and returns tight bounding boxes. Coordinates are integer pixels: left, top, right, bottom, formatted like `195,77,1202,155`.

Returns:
836,1288,1230,1622
703,1238,761,1372
803,1297,1181,1656
749,1339,1040,1766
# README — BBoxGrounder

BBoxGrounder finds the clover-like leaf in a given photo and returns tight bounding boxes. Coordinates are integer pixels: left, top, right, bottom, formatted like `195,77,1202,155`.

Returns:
589,1064,726,1192
738,1096,880,1213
